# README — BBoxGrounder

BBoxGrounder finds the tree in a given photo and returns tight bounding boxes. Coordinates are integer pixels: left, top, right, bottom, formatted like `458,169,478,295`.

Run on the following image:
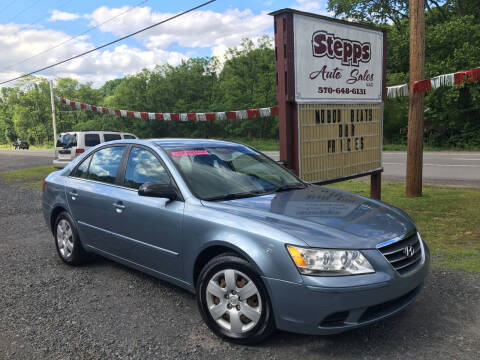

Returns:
327,0,456,27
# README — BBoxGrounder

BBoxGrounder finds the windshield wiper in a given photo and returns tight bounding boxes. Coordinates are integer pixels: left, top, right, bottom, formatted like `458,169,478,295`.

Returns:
204,190,266,201
204,183,307,201
274,183,307,193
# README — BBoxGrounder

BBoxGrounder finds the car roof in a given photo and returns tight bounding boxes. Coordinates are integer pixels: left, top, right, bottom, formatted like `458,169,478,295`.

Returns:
150,138,244,149
86,138,246,150
59,131,135,135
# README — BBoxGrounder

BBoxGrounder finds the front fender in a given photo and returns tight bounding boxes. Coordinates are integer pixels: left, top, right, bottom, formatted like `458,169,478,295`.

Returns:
181,203,305,288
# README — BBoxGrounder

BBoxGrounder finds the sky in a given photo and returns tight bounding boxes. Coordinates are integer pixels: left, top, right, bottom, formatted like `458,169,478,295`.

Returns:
0,0,331,88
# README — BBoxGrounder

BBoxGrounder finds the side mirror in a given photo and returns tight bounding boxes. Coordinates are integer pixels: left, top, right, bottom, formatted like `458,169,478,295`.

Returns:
138,182,178,200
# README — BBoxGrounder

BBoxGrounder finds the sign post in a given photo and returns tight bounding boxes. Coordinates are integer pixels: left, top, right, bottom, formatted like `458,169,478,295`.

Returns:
270,9,386,199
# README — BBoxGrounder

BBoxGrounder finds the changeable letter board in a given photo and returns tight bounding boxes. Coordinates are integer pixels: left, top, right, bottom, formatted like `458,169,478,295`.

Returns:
298,103,382,182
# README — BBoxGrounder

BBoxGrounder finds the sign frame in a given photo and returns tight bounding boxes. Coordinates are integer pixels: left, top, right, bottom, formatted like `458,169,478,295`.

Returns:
270,8,386,199
293,14,384,104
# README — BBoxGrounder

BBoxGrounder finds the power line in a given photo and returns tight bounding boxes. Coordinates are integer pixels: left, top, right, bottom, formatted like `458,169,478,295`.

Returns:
0,0,216,85
5,0,41,23
3,0,149,72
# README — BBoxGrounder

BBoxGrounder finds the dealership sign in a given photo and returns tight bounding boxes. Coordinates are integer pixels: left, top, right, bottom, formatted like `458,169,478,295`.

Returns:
293,14,384,103
271,9,385,196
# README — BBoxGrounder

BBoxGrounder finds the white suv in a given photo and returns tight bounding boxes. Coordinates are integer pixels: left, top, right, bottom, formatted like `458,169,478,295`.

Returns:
53,131,137,169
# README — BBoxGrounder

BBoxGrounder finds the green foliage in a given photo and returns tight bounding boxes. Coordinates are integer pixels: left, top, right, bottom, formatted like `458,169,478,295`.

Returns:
384,97,409,143
0,38,279,145
327,0,409,26
383,11,480,148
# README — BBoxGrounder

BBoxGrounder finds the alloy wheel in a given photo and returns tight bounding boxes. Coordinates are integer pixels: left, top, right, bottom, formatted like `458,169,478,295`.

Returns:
205,269,262,334
56,219,74,259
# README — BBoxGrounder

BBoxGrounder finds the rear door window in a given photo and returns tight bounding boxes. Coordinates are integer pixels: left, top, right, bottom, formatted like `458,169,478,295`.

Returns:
56,134,77,148
124,147,170,189
104,133,122,142
84,134,101,147
87,146,126,184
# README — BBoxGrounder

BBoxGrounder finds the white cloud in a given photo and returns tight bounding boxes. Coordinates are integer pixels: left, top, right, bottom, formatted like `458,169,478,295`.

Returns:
0,5,274,87
87,7,272,59
48,10,81,22
0,24,185,87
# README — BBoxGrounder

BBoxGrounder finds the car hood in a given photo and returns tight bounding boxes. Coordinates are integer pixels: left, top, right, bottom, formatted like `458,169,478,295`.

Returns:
201,185,415,249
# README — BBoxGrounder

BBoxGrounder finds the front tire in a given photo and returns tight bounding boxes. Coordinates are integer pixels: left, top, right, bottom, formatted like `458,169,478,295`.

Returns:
196,254,275,344
53,211,90,266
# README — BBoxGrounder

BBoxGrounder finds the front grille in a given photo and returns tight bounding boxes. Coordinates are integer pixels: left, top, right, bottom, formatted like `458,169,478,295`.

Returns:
378,232,422,275
359,285,421,323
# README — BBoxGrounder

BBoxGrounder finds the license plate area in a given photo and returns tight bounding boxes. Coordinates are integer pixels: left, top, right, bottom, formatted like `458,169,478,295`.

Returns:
59,149,71,154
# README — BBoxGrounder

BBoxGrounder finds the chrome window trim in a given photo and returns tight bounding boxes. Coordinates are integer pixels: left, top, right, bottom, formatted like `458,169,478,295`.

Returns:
67,176,138,193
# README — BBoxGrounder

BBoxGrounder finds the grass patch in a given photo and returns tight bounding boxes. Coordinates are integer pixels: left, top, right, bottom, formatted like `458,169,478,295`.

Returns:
329,181,480,272
0,165,57,189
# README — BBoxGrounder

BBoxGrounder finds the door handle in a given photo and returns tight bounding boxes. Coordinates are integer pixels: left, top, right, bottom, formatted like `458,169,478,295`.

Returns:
113,202,126,213
68,190,78,200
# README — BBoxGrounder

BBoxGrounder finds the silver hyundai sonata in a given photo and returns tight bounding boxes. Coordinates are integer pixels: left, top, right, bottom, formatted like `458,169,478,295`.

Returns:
42,138,429,344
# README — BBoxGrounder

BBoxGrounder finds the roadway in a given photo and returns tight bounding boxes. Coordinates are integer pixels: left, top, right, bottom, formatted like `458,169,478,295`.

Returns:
264,151,480,187
1,149,479,187
0,149,54,172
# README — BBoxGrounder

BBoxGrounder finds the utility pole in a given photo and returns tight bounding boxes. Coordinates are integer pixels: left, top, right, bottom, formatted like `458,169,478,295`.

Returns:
49,80,57,147
406,0,425,197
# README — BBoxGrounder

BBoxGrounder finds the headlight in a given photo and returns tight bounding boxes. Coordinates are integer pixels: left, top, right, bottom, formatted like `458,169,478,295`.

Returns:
286,245,375,276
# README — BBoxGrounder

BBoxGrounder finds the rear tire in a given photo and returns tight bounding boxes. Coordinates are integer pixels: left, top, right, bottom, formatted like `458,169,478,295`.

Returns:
196,254,275,344
53,211,90,266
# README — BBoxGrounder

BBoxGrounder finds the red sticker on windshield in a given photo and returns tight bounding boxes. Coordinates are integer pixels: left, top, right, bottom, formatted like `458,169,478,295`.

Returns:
171,150,209,157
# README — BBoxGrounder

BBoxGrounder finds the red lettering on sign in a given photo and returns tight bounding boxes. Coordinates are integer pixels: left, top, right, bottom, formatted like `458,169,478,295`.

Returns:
312,30,371,67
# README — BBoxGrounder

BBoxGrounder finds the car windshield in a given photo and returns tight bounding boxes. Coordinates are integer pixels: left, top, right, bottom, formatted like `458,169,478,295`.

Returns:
165,144,305,200
56,134,77,148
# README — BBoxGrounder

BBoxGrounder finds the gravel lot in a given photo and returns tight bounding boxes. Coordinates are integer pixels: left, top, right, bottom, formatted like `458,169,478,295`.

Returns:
0,180,479,360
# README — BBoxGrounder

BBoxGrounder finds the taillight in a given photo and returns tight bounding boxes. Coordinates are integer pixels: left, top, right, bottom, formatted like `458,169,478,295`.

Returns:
42,180,47,192
75,148,85,154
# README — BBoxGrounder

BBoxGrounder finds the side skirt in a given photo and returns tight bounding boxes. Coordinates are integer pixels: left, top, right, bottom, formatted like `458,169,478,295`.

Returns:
84,244,195,294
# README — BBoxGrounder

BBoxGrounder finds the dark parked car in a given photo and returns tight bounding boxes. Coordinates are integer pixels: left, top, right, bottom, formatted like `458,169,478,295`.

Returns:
13,141,29,149
42,139,429,344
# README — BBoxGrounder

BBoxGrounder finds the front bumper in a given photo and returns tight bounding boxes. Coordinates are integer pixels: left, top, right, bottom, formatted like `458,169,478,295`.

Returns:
263,242,430,335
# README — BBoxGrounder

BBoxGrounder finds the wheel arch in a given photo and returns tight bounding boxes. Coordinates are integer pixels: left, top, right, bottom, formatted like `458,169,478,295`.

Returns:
192,242,263,289
50,205,68,233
